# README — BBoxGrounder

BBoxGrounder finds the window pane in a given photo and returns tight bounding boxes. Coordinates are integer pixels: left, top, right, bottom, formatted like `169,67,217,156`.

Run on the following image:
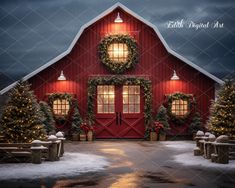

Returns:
97,85,115,114
108,43,129,62
171,99,188,116
122,85,140,114
129,95,135,104
109,105,114,113
123,105,128,113
123,95,128,104
135,105,140,113
53,99,70,115
98,105,103,113
103,105,109,113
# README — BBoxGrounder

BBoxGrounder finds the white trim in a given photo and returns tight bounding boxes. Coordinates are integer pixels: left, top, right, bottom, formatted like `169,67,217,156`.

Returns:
0,2,224,94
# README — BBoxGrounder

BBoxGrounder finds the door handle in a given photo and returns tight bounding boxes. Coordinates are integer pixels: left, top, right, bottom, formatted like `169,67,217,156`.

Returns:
119,112,122,125
116,112,119,125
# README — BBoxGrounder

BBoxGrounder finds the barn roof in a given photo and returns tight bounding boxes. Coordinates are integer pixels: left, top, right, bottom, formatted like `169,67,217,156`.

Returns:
0,2,224,95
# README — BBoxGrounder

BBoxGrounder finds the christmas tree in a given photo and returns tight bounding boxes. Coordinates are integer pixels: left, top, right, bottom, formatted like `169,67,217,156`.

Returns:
155,105,170,133
39,101,55,134
0,81,46,143
207,80,235,137
71,99,83,134
189,112,203,134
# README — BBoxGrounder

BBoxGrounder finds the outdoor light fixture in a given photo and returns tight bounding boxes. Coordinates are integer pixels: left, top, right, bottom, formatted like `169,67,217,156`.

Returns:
57,70,66,81
114,12,123,23
171,70,180,80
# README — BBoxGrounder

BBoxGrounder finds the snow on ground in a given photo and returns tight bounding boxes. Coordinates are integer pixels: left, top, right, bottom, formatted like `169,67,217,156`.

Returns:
162,141,235,169
174,152,235,169
163,141,195,150
0,152,109,180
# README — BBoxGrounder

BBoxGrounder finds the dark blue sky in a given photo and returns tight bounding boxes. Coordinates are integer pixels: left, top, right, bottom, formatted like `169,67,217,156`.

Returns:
0,0,234,91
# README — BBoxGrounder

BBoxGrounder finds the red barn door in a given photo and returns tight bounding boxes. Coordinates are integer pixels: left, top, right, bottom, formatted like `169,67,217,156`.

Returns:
95,85,145,138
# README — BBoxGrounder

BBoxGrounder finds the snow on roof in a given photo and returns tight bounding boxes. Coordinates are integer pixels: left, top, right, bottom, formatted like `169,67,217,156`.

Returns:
0,152,109,180
0,2,224,95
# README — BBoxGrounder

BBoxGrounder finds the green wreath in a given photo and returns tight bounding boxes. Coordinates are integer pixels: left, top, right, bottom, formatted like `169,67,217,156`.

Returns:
166,92,196,124
48,93,73,123
98,34,138,74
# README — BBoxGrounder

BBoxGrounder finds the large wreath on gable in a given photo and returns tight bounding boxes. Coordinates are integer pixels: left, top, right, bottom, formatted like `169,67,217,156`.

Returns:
98,34,138,74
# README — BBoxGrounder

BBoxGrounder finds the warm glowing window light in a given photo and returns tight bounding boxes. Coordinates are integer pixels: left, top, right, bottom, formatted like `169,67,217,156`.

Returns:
171,99,188,116
108,43,129,62
53,99,70,115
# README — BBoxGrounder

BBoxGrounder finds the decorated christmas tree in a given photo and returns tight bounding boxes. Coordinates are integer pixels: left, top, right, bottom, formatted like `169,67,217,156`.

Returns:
207,80,235,137
71,99,83,134
0,81,46,143
39,101,55,134
189,112,203,134
155,105,170,133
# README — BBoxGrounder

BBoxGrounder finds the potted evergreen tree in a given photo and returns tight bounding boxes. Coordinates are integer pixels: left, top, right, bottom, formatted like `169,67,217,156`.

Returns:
189,112,203,140
71,100,83,141
155,105,170,141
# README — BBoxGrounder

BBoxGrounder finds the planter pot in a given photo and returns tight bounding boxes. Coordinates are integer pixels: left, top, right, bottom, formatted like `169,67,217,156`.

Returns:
80,134,87,141
87,131,93,141
72,133,79,141
150,132,157,141
159,133,166,141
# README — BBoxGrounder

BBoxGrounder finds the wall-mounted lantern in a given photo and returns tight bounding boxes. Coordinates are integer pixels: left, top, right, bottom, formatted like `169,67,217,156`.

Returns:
57,70,66,81
171,70,180,80
114,12,123,23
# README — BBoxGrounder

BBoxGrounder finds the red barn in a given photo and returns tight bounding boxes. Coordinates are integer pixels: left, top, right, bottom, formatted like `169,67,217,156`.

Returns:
0,3,223,139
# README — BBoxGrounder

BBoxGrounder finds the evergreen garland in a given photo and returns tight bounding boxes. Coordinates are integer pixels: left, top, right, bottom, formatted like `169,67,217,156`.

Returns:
98,34,138,74
166,92,196,124
87,76,152,128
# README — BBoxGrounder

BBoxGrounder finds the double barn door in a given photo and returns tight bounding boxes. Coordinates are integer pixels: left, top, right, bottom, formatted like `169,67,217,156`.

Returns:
94,85,145,138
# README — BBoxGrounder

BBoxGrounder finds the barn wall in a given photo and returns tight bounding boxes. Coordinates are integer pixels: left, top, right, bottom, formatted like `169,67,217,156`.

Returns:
29,8,215,134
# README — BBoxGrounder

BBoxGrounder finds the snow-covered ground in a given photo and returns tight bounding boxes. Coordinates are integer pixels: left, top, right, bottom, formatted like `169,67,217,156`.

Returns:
163,141,235,169
0,153,109,180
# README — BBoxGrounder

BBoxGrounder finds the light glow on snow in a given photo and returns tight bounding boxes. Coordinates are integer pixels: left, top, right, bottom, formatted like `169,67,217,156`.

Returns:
0,152,109,180
163,141,195,150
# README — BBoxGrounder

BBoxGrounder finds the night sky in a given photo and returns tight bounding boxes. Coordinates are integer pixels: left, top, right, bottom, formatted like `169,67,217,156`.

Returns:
0,0,234,91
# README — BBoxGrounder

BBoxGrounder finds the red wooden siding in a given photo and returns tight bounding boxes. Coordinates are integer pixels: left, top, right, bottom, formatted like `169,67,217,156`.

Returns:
29,7,215,135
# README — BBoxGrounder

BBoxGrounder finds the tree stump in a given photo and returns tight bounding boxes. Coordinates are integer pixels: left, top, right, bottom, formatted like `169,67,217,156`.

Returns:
217,144,229,164
194,147,201,156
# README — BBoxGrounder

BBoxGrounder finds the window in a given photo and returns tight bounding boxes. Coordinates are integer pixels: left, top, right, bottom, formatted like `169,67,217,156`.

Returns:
123,85,140,113
97,85,115,113
171,99,188,116
53,99,70,115
108,43,129,62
